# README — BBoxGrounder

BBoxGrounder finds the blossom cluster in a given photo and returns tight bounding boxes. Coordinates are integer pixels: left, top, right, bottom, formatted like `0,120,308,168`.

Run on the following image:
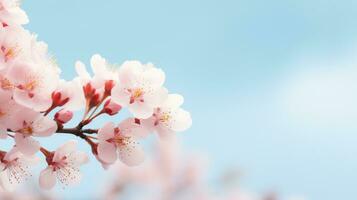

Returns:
0,0,192,191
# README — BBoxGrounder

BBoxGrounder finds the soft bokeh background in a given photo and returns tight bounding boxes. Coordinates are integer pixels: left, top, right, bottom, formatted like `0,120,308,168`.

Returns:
17,0,357,199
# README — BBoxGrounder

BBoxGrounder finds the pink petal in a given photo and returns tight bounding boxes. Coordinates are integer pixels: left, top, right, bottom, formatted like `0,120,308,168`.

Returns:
72,151,89,165
0,125,7,139
129,101,153,119
39,167,56,190
111,85,130,107
32,116,57,137
13,88,52,111
142,66,165,88
118,118,150,139
14,133,40,156
98,141,117,164
156,126,176,140
53,140,77,162
118,142,145,166
144,87,168,108
98,122,115,141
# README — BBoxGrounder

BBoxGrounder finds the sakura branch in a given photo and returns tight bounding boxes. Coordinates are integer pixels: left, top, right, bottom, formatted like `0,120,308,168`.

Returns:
0,0,192,191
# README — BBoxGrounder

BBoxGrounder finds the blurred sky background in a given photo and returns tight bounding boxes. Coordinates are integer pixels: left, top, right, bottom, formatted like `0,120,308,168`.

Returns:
16,0,357,199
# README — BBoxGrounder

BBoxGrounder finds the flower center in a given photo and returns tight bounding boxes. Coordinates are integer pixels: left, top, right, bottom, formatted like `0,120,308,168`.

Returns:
18,79,38,92
129,88,144,104
18,123,33,136
0,77,13,90
159,112,171,123
0,110,6,118
1,46,18,62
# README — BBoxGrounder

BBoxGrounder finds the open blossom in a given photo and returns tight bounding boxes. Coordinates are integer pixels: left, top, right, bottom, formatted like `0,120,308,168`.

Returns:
6,61,60,111
97,120,147,166
0,0,28,27
0,26,31,69
111,61,168,119
8,107,57,155
0,147,38,191
39,140,88,190
142,94,192,139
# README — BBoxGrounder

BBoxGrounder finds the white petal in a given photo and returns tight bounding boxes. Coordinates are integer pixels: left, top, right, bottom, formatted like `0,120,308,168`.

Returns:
170,109,192,132
162,94,184,109
98,122,115,141
32,116,57,137
39,167,56,190
118,141,145,166
75,61,91,81
98,142,117,164
90,54,106,75
111,85,130,107
128,102,153,119
71,151,89,165
14,133,40,156
53,140,77,162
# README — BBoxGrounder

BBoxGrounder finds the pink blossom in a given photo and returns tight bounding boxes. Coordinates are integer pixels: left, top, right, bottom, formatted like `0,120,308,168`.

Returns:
111,61,168,119
0,147,39,191
39,140,88,190
142,94,192,139
6,60,60,111
97,120,147,166
0,0,28,27
0,26,31,69
8,107,57,155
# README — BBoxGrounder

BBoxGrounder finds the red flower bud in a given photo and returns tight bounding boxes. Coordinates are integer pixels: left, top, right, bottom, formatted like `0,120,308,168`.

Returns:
54,109,73,124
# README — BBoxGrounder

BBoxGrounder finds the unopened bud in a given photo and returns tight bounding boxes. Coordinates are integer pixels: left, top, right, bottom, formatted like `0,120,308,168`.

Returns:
54,109,73,124
103,99,121,115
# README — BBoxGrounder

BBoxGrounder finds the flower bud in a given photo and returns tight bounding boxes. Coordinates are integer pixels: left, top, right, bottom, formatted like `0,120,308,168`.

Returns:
103,99,121,115
54,109,73,124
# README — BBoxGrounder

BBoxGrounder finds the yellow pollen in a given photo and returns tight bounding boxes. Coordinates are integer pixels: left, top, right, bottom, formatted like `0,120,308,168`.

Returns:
24,80,37,91
0,110,5,118
4,48,16,60
20,126,33,135
0,78,13,90
112,135,131,146
159,113,171,123
132,88,143,98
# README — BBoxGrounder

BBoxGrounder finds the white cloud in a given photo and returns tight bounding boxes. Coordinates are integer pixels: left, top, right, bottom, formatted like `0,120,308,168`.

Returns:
279,60,357,128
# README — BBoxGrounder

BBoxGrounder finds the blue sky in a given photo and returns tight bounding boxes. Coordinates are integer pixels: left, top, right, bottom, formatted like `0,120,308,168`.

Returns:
17,0,357,199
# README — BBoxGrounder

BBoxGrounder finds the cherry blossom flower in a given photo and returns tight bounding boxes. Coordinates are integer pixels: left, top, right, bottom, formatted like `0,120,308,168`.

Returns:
97,120,147,166
8,107,57,155
0,0,28,27
0,26,31,69
0,147,39,191
142,94,192,139
39,140,88,190
6,61,60,111
53,79,85,111
111,61,168,119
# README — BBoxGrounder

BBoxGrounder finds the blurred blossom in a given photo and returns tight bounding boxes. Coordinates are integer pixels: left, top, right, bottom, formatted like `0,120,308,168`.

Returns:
101,138,304,200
